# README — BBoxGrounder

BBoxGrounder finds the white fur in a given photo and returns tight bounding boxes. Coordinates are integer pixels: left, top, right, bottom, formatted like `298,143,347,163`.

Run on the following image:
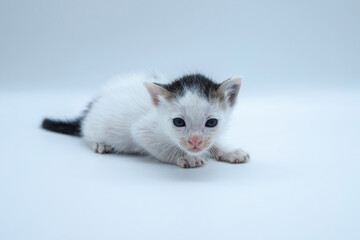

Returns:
81,73,249,168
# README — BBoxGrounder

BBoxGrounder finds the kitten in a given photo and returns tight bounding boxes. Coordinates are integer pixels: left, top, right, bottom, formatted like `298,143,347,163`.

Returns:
42,73,250,168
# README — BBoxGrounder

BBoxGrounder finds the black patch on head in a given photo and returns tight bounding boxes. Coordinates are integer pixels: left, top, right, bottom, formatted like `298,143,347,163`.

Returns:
156,74,221,100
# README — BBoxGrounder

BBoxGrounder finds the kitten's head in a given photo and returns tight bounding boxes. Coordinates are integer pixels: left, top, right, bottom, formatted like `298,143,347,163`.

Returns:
145,74,242,155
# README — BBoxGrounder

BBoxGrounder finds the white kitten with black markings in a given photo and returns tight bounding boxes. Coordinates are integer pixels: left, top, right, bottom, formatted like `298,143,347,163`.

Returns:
42,73,250,168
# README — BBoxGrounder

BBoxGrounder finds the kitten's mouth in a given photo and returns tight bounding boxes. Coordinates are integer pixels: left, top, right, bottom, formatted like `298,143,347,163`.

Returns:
188,147,202,153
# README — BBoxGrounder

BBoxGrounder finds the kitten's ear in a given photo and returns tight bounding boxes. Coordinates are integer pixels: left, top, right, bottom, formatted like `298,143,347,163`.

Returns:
219,77,242,107
144,82,171,106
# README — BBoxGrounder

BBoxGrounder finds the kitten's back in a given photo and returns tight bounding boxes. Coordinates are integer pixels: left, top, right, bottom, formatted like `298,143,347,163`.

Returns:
81,73,162,151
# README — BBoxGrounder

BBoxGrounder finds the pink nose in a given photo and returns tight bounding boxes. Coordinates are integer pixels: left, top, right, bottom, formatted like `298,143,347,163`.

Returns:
189,136,202,147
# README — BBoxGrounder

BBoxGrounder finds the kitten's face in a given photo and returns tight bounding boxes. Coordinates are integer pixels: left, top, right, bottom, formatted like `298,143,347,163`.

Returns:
160,92,228,155
145,74,242,155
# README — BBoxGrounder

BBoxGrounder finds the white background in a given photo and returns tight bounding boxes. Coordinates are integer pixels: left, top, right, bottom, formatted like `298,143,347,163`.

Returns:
1,1,359,239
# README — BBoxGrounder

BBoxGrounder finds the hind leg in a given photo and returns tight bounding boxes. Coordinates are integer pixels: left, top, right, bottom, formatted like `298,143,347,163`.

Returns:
91,142,113,154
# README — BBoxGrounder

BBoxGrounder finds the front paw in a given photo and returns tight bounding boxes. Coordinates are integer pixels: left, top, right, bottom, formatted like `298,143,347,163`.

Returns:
217,149,250,164
176,156,207,168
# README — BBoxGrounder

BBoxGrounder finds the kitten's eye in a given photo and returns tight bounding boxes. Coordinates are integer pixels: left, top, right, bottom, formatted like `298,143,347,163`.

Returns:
173,118,186,127
205,118,218,127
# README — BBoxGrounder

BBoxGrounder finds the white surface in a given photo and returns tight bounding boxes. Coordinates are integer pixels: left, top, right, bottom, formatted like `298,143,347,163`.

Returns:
1,88,359,240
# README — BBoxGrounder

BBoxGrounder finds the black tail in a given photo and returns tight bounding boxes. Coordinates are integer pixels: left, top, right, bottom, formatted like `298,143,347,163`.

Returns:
41,118,82,137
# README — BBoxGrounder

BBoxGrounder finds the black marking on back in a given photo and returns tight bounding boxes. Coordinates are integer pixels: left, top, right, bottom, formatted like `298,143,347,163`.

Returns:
156,74,221,100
